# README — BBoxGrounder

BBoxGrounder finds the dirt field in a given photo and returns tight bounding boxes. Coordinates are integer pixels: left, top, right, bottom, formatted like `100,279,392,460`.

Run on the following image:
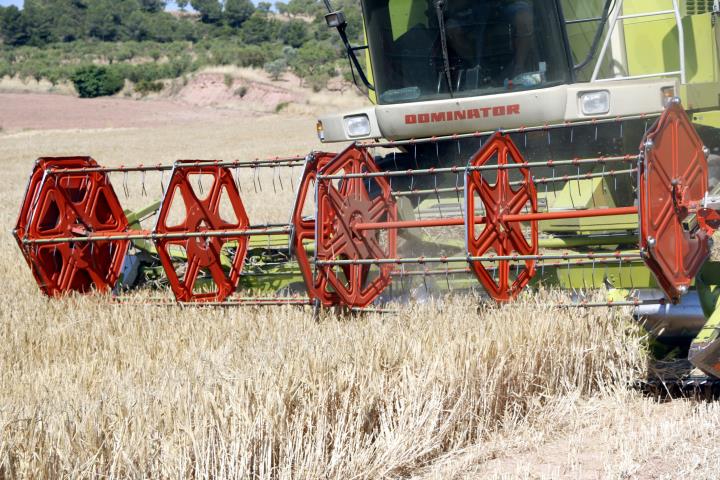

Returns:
2,93,720,479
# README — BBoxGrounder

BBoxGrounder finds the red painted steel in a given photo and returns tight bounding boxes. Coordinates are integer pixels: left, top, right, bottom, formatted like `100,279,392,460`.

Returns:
154,164,249,302
466,133,539,301
15,157,129,296
314,145,398,307
353,207,638,231
290,151,340,304
639,102,710,302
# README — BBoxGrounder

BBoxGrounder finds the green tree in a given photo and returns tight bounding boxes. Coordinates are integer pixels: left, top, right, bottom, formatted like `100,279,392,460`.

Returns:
125,10,151,41
240,11,276,44
264,58,287,80
23,0,55,46
86,0,120,40
290,39,334,78
286,0,322,17
177,0,189,11
191,0,222,24
0,6,30,46
224,0,255,28
140,0,166,13
71,65,124,98
257,2,272,13
279,19,307,48
275,2,288,15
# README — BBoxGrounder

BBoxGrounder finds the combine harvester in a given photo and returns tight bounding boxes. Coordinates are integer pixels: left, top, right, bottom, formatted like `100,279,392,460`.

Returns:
13,0,720,386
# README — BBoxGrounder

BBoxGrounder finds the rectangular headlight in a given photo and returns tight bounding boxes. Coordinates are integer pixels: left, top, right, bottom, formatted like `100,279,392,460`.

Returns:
580,91,610,116
344,114,371,138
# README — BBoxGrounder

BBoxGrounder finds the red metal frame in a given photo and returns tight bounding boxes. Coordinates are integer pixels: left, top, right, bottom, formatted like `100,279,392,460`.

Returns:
290,152,340,304
314,145,398,308
154,164,249,302
466,133,539,301
639,102,710,302
16,157,129,296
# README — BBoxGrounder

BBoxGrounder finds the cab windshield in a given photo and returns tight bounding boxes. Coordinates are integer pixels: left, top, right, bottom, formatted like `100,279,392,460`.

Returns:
362,0,571,104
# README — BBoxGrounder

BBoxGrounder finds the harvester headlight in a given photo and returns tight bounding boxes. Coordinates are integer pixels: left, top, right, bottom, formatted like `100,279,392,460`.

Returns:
316,120,325,142
344,114,371,138
580,91,610,116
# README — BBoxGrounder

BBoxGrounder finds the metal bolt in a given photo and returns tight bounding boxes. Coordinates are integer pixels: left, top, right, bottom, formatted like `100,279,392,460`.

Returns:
703,146,711,159
646,236,656,247
645,140,654,152
670,96,682,105
678,285,688,295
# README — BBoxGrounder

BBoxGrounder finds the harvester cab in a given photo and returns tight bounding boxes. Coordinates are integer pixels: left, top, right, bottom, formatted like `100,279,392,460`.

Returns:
13,0,720,387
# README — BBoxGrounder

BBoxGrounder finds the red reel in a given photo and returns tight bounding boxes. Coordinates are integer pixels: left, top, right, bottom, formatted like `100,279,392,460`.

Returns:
154,163,250,302
311,145,398,308
14,157,129,296
639,101,710,302
466,133,538,302
290,152,340,304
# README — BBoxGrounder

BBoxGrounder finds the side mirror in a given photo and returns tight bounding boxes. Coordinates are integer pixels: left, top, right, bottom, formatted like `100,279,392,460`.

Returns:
325,10,346,28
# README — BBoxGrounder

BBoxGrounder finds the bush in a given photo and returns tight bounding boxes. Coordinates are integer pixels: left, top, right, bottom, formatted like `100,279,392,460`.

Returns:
71,65,124,98
264,58,286,81
135,79,164,95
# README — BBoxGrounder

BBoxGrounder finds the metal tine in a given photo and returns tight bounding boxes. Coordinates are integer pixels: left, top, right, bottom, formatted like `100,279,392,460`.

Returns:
601,164,607,196
123,171,130,198
445,263,451,290
422,265,429,293
160,170,166,196
567,167,578,210
392,151,399,170
414,144,419,169
253,165,260,193
290,164,295,192
570,125,574,144
277,165,285,192
271,166,278,194
591,256,597,289
141,170,148,197
234,165,242,193
196,171,203,197
455,171,462,205
434,172,442,218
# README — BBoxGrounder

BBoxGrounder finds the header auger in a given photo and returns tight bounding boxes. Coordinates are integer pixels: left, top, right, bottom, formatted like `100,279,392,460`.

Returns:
13,101,716,311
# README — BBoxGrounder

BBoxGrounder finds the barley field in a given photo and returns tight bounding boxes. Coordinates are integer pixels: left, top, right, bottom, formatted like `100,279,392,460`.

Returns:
2,96,720,478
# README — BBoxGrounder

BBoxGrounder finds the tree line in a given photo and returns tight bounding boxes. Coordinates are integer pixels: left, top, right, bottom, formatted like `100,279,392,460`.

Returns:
0,0,363,96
